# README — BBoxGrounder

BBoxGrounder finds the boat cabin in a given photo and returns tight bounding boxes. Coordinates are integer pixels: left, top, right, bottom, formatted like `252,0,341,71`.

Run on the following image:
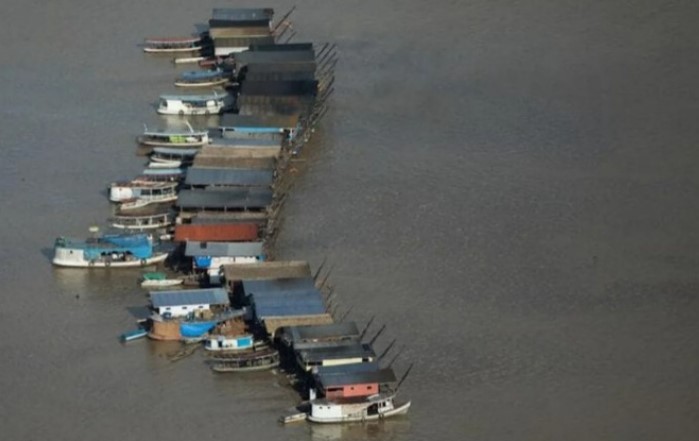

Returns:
157,93,228,116
143,37,202,53
150,288,230,318
109,181,178,203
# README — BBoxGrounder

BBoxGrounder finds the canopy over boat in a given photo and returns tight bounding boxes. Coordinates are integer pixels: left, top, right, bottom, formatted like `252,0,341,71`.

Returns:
179,69,226,81
152,147,200,156
160,92,227,102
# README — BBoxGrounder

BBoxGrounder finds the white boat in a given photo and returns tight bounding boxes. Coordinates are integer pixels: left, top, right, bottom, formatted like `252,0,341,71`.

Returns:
109,181,178,206
147,159,182,169
138,122,209,147
157,92,229,116
52,234,168,268
307,393,411,424
143,37,202,53
110,211,172,230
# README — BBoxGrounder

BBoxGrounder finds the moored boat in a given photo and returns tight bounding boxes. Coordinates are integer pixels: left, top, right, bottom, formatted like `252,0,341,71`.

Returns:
307,393,411,424
209,347,280,372
52,233,168,268
120,328,148,342
143,36,202,53
138,123,209,147
157,92,229,116
140,272,184,288
175,69,229,88
109,181,179,207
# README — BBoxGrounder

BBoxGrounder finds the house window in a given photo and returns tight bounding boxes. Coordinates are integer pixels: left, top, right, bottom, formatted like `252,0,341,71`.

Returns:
183,306,188,310
165,307,171,311
198,305,204,309
367,386,373,390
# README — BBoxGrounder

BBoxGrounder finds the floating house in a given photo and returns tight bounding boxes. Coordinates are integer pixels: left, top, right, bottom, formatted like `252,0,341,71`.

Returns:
243,277,333,336
279,322,360,350
313,366,397,399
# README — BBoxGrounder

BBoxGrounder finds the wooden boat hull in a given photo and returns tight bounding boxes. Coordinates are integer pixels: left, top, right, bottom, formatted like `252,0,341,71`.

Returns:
307,401,411,424
144,46,202,53
138,138,207,148
174,79,229,88
211,359,280,373
141,279,183,288
52,252,168,268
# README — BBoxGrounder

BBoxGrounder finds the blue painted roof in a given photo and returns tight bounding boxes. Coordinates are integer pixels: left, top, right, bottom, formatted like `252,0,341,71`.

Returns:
55,234,155,259
150,288,229,308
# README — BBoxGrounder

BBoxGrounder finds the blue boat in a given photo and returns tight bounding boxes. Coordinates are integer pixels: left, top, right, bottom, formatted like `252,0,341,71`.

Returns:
52,233,169,268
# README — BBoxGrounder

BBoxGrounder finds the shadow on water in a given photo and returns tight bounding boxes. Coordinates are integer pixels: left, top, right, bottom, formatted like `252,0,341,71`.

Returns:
40,247,54,262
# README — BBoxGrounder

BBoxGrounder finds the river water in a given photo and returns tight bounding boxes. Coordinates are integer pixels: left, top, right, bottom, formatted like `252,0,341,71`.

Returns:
1,0,698,440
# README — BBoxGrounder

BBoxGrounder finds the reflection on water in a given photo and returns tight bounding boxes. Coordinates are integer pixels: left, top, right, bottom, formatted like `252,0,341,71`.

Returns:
309,419,412,441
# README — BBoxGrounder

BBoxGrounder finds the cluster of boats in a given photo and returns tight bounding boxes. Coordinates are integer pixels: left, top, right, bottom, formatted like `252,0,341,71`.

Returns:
52,6,410,425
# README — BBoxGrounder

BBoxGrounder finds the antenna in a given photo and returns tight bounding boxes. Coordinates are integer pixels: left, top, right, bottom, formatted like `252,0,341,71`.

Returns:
359,315,375,340
312,257,328,281
387,345,405,367
368,324,387,346
339,306,353,322
396,363,414,391
377,338,397,361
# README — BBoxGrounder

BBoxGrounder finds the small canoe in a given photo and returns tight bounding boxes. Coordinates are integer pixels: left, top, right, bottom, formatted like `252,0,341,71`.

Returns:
120,328,148,342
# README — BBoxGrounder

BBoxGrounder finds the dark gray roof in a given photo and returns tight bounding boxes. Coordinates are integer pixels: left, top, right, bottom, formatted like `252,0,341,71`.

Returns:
219,113,300,130
212,36,275,47
190,211,268,225
234,50,316,68
283,322,360,344
240,80,318,97
243,277,316,295
249,43,314,52
185,167,274,187
185,241,264,257
150,288,229,308
177,187,273,210
245,62,318,74
316,368,397,388
211,8,274,22
297,343,376,363
244,71,317,82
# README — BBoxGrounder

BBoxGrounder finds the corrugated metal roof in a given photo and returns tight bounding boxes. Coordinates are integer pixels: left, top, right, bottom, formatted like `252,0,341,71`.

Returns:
219,114,300,130
177,188,273,210
222,261,311,282
297,343,376,363
192,155,275,170
189,211,268,224
150,288,229,308
211,8,274,22
243,277,316,295
284,322,360,344
174,223,258,242
254,300,327,318
185,167,274,187
315,368,397,388
240,80,318,97
185,241,264,257
234,50,316,68
245,62,317,74
212,36,275,47
249,43,314,52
